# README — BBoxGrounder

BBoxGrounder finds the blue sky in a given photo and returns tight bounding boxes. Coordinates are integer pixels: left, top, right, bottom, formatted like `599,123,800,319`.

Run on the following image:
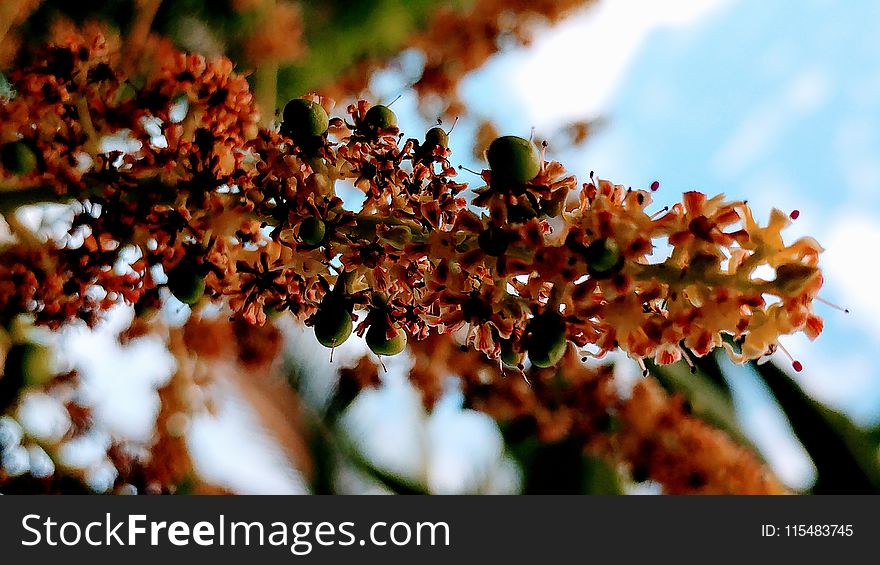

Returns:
453,0,880,487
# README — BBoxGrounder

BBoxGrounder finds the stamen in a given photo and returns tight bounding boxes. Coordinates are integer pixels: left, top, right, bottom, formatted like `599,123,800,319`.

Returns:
681,347,697,374
458,165,483,177
378,357,388,373
637,357,648,377
447,116,459,135
650,180,660,191
816,295,849,313
540,140,548,173
777,341,803,372
790,209,800,220
650,206,669,220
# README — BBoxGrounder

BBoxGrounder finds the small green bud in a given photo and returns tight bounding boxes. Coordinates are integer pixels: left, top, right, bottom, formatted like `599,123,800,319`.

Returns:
525,312,567,368
167,262,206,305
424,127,448,149
314,294,353,348
299,217,326,246
364,105,397,131
1,141,38,175
282,98,329,138
585,238,621,275
486,135,541,185
366,322,407,356
5,342,54,388
500,339,524,368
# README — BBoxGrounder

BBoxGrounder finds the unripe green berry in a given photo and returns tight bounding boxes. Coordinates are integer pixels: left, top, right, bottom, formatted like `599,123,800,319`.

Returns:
424,127,448,149
585,238,622,274
500,339,524,368
134,288,162,318
525,312,567,368
299,217,326,246
5,342,54,389
364,105,397,131
366,322,407,356
282,98,329,138
314,294,353,348
487,135,541,185
1,141,38,175
167,263,206,305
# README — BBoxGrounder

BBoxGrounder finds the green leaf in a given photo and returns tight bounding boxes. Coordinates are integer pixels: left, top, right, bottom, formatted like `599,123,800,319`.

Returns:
751,360,880,494
647,355,755,452
581,455,624,495
502,431,623,494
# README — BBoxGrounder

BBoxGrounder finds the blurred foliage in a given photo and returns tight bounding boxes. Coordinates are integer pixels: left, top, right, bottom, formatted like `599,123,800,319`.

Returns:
750,361,880,494
15,0,469,109
286,346,880,494
278,0,470,103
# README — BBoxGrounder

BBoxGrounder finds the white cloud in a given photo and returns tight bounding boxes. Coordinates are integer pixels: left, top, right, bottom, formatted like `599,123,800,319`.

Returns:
822,212,880,344
509,0,732,128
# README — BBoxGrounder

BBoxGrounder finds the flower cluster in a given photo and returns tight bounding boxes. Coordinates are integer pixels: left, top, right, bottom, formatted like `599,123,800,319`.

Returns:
0,28,825,377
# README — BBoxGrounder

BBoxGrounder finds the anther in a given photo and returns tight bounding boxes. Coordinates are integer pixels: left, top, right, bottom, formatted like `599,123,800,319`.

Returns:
777,341,803,373
457,164,483,177
650,206,669,220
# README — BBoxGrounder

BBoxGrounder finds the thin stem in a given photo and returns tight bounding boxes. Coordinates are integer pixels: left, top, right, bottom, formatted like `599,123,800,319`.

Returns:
255,62,279,129
253,0,279,128
76,97,101,155
125,0,163,74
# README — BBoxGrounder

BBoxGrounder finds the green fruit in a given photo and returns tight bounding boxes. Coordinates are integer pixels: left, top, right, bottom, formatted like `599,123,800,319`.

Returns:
134,288,162,318
486,135,541,185
526,312,567,368
282,98,329,138
364,105,397,130
1,141,38,175
5,342,54,388
585,238,621,274
299,217,326,246
167,263,206,305
314,294,353,348
366,322,407,356
500,339,524,368
424,127,448,149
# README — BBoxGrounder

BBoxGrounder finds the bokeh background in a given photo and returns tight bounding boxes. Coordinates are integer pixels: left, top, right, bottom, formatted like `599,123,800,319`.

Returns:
2,0,878,494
